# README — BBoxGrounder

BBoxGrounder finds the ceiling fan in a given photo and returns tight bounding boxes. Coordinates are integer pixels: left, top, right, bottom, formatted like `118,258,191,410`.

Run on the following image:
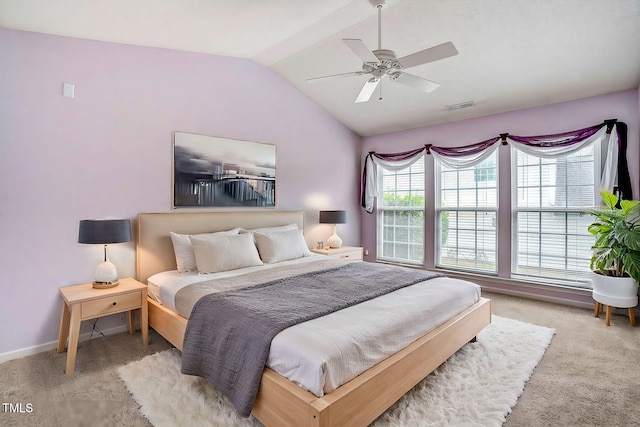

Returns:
307,0,458,103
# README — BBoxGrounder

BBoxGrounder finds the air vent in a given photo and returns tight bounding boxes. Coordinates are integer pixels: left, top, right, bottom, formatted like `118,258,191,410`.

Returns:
446,101,475,111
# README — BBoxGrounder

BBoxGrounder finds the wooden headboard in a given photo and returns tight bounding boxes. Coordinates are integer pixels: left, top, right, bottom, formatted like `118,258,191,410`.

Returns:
136,211,305,283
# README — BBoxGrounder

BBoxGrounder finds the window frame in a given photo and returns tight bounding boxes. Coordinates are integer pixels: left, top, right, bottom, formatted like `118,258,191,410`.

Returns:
435,151,499,274
510,142,602,288
376,154,426,265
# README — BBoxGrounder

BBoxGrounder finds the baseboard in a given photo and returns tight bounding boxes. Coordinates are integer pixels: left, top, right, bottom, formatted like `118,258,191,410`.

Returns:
480,285,594,310
477,279,639,317
429,268,595,307
0,323,130,364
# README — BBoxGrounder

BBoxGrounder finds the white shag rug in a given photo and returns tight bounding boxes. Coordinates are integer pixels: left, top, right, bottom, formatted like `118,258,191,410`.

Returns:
118,315,554,427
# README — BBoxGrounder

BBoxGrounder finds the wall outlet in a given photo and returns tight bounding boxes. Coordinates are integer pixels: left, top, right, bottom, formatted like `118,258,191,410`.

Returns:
364,249,369,256
62,82,75,98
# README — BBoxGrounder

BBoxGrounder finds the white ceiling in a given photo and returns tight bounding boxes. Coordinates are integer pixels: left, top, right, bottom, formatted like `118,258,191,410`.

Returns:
2,0,639,136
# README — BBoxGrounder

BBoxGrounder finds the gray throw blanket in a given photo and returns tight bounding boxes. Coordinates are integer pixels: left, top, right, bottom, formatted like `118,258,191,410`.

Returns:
180,261,443,417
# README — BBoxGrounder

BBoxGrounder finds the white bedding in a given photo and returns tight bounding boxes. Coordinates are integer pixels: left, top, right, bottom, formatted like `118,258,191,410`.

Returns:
148,258,481,397
147,255,326,311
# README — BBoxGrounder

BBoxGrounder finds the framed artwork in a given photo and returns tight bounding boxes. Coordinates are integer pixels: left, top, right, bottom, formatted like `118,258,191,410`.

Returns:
173,132,276,208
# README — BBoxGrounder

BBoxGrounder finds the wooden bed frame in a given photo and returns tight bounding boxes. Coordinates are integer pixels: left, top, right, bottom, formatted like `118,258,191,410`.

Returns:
136,211,491,427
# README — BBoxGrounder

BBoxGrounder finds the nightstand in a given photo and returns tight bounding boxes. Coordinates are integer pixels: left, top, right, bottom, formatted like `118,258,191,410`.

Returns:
311,246,363,260
57,277,148,375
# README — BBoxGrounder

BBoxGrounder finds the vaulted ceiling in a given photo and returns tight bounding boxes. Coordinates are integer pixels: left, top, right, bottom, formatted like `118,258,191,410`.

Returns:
2,0,639,136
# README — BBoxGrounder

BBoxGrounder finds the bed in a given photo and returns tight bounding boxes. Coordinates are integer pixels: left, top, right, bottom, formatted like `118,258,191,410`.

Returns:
136,210,491,427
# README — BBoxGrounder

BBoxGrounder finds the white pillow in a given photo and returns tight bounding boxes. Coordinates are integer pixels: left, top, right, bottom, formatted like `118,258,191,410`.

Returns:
170,228,240,272
254,229,312,264
189,232,263,274
240,223,299,235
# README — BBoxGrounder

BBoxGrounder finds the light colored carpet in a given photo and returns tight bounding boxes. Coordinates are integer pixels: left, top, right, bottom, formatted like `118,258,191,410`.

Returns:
118,315,555,427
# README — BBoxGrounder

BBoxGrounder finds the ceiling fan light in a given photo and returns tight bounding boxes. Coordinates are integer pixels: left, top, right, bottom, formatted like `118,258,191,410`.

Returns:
368,0,387,7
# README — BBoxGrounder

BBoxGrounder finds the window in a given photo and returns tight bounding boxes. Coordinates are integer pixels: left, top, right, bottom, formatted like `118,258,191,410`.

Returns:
436,152,498,273
377,155,425,264
512,144,599,287
368,122,618,292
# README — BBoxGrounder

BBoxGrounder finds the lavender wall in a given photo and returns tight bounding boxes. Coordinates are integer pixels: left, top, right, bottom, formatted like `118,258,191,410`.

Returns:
0,29,361,357
360,90,640,272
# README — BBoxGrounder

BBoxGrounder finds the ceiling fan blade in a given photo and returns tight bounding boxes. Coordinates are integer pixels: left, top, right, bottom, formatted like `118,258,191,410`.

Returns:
355,78,380,103
306,71,364,82
398,41,458,69
393,72,440,93
343,39,379,64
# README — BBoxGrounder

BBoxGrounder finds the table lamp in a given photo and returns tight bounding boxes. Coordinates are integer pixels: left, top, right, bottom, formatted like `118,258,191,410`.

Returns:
319,210,347,248
78,219,132,288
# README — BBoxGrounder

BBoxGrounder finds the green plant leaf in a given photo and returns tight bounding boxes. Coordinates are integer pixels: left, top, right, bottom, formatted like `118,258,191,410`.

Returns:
618,229,640,251
588,223,612,237
623,252,640,283
620,199,640,216
600,190,618,209
588,191,640,278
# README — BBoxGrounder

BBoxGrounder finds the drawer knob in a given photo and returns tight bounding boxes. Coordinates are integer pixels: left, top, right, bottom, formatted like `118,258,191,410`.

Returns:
112,302,117,306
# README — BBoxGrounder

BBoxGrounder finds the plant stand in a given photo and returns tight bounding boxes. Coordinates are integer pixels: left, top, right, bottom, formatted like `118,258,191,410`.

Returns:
591,273,638,326
594,302,636,326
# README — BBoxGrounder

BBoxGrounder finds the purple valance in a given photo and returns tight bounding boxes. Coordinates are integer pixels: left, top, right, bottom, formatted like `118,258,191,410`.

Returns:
428,137,500,158
507,123,605,147
615,122,631,200
368,147,426,162
361,147,427,213
361,120,631,213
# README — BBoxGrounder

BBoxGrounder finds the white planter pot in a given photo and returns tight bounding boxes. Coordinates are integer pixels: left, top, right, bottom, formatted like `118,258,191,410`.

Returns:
591,271,639,308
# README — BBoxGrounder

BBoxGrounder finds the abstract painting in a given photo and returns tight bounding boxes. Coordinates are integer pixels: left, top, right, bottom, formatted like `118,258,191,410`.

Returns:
173,132,276,208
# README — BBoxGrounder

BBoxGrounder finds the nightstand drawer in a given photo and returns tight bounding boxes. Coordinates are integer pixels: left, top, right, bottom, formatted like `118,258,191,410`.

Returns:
311,246,363,261
332,250,362,260
81,291,141,319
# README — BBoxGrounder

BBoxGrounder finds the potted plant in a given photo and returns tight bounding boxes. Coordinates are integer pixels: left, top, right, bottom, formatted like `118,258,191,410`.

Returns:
587,190,640,310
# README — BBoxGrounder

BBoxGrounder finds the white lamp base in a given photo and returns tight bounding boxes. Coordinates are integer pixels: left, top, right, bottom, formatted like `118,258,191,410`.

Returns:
93,281,119,289
326,224,343,248
94,260,119,289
